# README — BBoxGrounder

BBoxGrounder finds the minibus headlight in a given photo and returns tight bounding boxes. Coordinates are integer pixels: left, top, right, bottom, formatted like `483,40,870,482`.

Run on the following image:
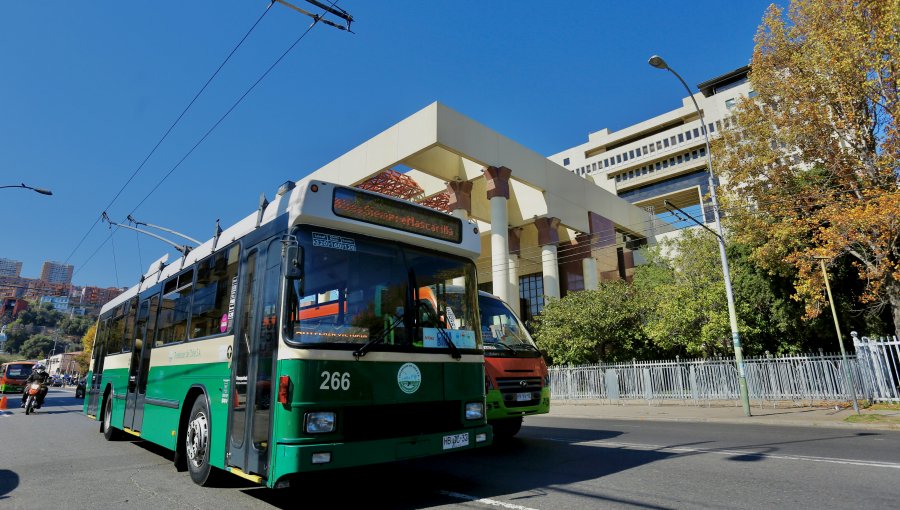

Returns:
465,402,484,420
304,411,336,434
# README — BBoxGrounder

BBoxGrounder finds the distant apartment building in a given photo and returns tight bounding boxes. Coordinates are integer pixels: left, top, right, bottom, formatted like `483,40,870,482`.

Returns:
0,258,23,277
550,66,753,229
79,286,124,306
39,295,87,316
40,261,74,285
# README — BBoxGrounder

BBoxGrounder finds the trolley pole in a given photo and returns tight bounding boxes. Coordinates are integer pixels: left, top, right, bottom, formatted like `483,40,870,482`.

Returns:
815,257,860,414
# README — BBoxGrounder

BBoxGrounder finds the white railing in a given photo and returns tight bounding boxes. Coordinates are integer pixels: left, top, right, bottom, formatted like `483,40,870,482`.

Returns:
549,349,889,405
853,332,900,403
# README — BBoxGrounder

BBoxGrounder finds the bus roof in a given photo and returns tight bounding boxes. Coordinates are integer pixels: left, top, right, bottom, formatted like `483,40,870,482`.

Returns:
99,179,480,316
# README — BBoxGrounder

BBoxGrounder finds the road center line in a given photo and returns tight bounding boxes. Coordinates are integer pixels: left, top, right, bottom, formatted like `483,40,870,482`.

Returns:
544,438,900,470
439,490,541,510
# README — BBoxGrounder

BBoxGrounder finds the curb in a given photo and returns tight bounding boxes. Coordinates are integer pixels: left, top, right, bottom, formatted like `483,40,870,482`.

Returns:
541,405,900,432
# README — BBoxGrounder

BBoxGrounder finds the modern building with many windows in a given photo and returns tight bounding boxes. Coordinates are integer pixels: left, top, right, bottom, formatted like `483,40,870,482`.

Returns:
0,258,23,278
549,66,753,228
40,261,74,285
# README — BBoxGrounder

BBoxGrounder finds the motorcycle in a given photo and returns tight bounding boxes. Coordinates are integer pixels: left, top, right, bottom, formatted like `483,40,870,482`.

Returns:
24,381,43,415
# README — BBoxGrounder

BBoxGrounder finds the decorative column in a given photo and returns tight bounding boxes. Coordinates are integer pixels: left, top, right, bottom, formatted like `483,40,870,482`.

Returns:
447,180,473,221
582,257,599,290
447,180,473,288
534,216,561,299
485,166,512,303
507,227,523,316
575,233,599,291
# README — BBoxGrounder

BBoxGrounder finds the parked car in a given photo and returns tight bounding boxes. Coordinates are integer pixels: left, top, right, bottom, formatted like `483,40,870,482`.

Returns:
74,378,86,399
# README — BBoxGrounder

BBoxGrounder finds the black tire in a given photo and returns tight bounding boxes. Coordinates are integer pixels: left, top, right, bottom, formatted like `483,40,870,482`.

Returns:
492,417,523,440
24,395,34,415
102,396,121,441
186,396,219,486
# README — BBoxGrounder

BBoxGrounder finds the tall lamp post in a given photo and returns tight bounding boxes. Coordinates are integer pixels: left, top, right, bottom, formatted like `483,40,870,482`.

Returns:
0,183,53,195
648,54,751,416
814,256,860,414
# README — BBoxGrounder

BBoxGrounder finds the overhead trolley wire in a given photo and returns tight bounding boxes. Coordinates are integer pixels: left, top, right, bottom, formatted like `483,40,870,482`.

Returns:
72,2,346,280
62,1,278,266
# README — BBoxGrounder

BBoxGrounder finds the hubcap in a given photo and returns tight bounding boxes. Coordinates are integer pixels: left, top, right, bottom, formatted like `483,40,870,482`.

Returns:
104,400,111,428
186,411,209,468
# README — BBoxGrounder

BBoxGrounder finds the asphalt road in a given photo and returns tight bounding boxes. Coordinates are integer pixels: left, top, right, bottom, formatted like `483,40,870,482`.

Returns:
1,390,899,509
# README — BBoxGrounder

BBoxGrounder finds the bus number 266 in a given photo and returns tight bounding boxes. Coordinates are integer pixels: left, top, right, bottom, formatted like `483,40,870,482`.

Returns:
320,371,351,391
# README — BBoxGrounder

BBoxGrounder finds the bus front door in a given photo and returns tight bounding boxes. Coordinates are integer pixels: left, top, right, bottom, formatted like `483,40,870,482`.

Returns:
86,318,109,418
227,238,279,479
124,295,157,432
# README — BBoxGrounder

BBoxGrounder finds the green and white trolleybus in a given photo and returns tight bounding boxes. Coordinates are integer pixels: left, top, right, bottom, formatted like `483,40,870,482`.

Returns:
84,179,492,487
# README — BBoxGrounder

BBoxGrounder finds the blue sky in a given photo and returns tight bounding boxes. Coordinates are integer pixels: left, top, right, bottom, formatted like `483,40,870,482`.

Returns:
1,0,776,288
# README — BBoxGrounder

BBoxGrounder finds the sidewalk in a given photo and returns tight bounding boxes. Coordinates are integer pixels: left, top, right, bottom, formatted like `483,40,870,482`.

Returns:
547,400,900,431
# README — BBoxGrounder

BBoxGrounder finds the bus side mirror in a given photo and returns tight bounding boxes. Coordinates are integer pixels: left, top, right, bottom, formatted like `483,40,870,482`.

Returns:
284,245,303,280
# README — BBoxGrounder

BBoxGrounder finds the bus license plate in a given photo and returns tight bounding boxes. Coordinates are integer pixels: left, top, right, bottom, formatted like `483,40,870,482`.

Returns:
516,392,532,402
442,433,470,450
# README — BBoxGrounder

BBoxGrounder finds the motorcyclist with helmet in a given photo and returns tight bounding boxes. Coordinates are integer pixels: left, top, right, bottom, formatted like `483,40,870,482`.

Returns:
21,363,50,409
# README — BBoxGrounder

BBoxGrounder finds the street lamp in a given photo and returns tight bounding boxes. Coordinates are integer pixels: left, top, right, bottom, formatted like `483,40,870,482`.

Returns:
814,256,860,414
648,54,752,416
0,183,53,195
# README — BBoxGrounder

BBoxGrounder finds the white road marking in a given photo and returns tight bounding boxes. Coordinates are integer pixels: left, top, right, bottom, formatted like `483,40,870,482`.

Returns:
439,491,541,510
544,437,900,470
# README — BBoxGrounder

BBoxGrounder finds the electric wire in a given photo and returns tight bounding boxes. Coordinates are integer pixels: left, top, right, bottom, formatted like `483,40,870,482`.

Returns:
72,2,341,281
62,1,277,266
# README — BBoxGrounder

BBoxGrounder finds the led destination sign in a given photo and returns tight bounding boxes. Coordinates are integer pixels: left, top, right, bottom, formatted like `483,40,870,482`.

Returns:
332,187,462,243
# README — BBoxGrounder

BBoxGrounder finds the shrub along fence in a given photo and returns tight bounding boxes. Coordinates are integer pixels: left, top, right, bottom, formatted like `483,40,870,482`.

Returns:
549,333,900,406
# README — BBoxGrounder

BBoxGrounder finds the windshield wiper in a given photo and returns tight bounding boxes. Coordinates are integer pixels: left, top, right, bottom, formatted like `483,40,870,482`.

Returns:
417,300,462,360
353,314,403,360
487,340,515,351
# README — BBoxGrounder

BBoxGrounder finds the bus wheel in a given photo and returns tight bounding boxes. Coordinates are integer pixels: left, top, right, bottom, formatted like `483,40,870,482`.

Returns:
186,396,218,486
492,417,523,440
102,397,121,441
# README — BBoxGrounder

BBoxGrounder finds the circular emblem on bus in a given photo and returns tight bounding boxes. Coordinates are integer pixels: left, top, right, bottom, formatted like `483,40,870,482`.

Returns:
397,363,422,394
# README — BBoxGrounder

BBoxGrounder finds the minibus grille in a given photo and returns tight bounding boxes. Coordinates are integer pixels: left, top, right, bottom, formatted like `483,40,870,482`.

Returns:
496,377,543,407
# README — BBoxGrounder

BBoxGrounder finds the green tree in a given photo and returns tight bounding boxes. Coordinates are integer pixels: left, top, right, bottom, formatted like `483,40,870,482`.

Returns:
58,316,92,337
633,229,819,357
531,281,651,365
2,321,32,354
716,0,900,334
634,230,742,357
20,334,56,359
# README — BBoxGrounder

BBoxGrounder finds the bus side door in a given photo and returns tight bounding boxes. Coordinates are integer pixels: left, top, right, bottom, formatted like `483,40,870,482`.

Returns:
124,294,157,432
227,237,280,478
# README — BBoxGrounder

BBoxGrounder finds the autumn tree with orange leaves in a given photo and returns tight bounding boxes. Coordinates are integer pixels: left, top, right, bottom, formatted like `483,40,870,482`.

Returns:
715,0,899,335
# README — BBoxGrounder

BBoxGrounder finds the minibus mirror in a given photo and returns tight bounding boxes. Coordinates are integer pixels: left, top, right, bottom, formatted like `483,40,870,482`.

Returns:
284,245,303,280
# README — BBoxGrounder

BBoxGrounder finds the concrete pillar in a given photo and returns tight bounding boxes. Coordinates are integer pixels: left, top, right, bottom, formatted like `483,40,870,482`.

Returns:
485,166,512,303
507,228,522,316
582,257,599,290
534,216,561,299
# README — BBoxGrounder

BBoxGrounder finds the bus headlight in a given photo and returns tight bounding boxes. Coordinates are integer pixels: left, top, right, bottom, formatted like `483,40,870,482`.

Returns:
465,402,484,420
304,412,336,434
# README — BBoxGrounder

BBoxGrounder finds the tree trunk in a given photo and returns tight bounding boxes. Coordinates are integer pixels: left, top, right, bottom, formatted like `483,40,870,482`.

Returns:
889,280,900,338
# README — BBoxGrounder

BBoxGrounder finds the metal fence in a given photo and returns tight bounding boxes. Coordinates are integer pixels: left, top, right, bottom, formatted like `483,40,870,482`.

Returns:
853,332,900,403
549,340,900,406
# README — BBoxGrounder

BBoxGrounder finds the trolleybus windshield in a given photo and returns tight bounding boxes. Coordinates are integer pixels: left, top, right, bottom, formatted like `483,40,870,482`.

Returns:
284,226,480,352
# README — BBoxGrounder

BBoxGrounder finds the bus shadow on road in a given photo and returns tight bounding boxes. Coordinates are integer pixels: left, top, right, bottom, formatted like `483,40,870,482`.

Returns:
240,426,678,509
